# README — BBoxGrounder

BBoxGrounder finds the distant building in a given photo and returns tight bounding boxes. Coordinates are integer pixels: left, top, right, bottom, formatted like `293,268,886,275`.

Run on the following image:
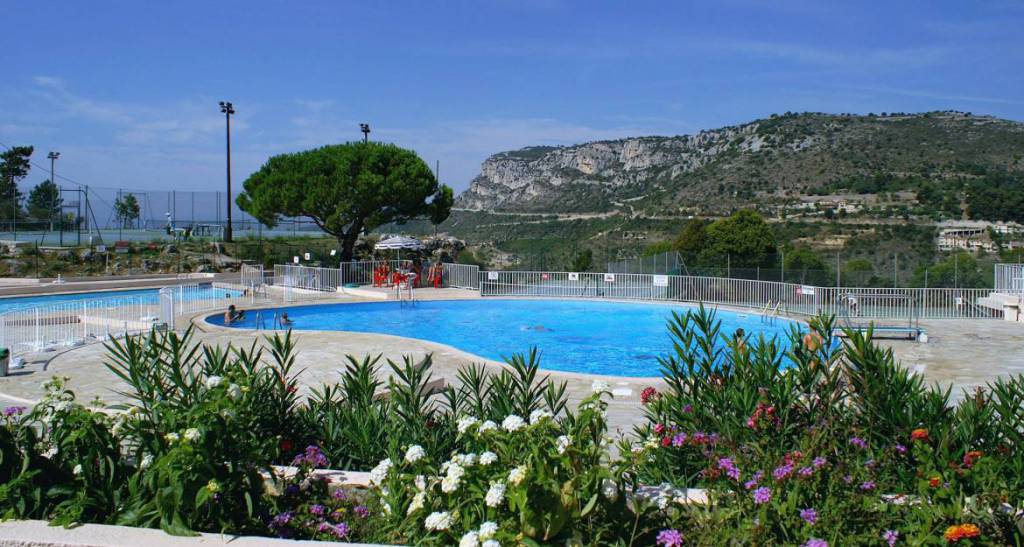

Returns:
936,223,1024,252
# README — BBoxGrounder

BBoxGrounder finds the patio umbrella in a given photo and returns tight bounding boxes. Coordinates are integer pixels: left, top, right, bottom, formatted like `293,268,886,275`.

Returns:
374,235,424,261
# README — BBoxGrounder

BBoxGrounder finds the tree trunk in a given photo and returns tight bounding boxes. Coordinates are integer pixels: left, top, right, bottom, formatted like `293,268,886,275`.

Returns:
337,220,364,262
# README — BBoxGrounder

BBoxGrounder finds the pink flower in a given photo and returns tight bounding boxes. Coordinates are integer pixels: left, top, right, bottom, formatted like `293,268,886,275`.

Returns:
656,529,684,547
752,486,771,505
883,530,899,546
799,507,817,525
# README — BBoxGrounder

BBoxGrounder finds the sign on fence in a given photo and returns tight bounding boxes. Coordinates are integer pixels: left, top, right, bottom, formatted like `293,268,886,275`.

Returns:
652,275,668,287
293,256,300,264
604,273,616,282
487,271,499,280
799,285,815,296
568,272,579,281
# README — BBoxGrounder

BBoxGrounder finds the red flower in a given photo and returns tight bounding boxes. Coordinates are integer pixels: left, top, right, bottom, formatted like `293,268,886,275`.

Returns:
279,439,294,453
661,436,672,448
654,423,666,436
910,428,930,442
962,450,983,468
929,476,941,488
640,387,659,404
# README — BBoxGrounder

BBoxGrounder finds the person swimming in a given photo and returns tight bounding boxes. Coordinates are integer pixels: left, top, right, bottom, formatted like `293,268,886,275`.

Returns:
224,304,245,325
279,311,294,327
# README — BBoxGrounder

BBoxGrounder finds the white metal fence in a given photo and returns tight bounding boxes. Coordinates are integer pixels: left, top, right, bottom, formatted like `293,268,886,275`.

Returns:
442,263,480,289
478,270,1002,321
995,263,1024,295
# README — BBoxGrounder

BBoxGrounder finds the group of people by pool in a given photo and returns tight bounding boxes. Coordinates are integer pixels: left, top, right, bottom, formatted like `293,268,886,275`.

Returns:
223,304,294,327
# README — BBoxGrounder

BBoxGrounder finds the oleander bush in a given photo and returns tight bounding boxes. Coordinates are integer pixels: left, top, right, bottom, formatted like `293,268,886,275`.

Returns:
0,309,1022,545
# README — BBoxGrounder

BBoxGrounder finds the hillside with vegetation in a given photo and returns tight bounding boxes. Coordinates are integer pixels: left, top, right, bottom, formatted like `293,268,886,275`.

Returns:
456,111,1024,222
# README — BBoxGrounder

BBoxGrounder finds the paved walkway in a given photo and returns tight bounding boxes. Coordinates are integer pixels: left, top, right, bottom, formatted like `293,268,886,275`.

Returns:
2,290,1022,436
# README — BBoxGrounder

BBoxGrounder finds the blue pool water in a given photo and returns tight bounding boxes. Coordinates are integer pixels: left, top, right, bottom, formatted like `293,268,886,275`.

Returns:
0,286,243,314
208,299,800,377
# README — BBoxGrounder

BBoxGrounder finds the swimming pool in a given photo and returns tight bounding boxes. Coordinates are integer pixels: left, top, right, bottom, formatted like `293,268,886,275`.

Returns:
208,299,800,377
0,286,243,314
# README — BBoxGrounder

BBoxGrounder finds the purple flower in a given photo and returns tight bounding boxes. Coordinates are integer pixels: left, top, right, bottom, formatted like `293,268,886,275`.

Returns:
682,404,693,413
293,445,329,468
744,471,764,490
883,529,899,546
2,406,27,417
772,463,794,481
317,522,349,538
671,432,687,447
849,437,867,449
353,505,370,519
803,539,828,547
842,474,853,484
860,480,876,491
656,529,684,547
752,486,772,505
799,507,817,525
309,504,326,517
331,488,348,500
284,484,300,496
812,456,827,468
894,444,907,455
270,511,294,528
718,457,741,481
798,466,814,478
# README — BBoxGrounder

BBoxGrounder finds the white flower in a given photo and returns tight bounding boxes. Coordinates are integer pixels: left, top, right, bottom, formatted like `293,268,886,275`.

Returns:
140,454,153,469
382,501,392,515
205,376,223,389
482,541,501,547
183,428,201,443
369,458,392,486
478,521,498,540
414,474,427,491
501,415,525,432
457,416,479,434
72,464,83,475
164,432,180,443
556,435,571,454
459,531,480,547
479,451,498,466
441,474,462,493
529,409,552,424
407,491,425,515
479,420,498,433
453,453,477,467
591,380,610,393
226,384,242,400
485,482,506,507
424,511,452,531
507,465,527,486
405,445,425,464
602,479,618,501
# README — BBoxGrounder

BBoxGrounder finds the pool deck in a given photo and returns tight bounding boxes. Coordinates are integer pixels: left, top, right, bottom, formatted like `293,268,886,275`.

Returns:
1,287,1022,436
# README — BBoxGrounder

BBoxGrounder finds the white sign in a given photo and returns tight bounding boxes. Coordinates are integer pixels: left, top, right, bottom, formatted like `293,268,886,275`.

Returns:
800,285,815,296
652,275,669,287
487,271,499,280
604,273,615,283
567,272,579,281
96,245,107,253
330,249,337,256
304,252,311,260
293,256,300,264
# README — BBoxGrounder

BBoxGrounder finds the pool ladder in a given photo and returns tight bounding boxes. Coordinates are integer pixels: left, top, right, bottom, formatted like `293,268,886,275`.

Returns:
760,301,781,325
254,310,286,330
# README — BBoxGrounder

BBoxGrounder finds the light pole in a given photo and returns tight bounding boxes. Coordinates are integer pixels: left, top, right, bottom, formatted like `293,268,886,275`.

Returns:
360,123,370,143
47,151,60,243
219,101,235,242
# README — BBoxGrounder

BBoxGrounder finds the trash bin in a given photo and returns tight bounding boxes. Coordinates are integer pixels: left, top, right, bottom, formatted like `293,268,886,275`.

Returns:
0,347,9,377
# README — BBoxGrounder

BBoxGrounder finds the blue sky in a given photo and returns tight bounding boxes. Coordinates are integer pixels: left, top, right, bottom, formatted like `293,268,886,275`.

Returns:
1,0,1022,196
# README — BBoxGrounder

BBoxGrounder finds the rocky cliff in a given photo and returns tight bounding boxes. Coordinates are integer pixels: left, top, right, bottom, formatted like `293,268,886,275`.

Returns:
455,112,1024,214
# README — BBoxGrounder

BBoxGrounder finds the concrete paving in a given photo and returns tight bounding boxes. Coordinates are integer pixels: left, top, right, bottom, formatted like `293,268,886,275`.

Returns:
2,290,1022,438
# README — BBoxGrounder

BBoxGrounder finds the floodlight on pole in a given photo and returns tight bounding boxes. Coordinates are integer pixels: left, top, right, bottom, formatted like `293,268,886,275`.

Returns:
360,123,370,143
219,101,235,242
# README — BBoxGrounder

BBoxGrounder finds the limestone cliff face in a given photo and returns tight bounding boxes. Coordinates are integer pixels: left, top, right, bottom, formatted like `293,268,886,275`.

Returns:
454,112,1024,214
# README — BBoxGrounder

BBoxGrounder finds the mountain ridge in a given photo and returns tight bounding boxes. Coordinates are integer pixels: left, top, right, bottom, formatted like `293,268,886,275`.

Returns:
455,111,1024,216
